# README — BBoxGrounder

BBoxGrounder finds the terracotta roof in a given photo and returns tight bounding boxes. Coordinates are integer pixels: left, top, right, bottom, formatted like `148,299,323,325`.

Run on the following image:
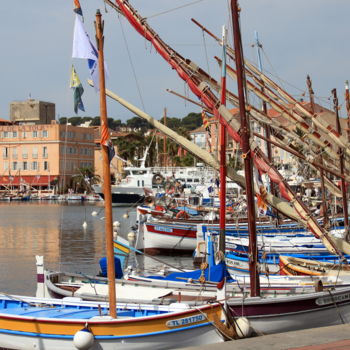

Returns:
0,118,12,125
189,125,206,134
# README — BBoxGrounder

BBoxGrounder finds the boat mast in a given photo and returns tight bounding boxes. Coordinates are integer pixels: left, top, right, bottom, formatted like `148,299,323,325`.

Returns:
231,0,260,296
219,25,227,254
307,75,328,228
163,108,167,167
254,32,273,164
254,31,278,221
345,81,350,143
332,88,349,236
95,9,117,318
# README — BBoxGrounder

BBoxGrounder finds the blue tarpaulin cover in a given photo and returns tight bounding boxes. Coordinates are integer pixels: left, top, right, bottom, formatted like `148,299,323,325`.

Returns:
99,256,123,279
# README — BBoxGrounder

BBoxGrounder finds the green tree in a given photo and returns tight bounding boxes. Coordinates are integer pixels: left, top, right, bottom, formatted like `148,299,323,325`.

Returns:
91,116,101,126
160,116,181,130
126,116,151,131
71,166,100,193
181,112,202,131
111,119,123,129
59,117,68,124
67,116,83,126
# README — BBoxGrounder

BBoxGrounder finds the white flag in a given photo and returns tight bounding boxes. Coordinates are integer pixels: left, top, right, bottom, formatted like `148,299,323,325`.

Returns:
72,15,99,90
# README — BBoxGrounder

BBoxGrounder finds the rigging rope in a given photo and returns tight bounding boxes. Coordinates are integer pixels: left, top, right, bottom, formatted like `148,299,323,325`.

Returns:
201,30,211,76
145,0,207,20
118,15,146,111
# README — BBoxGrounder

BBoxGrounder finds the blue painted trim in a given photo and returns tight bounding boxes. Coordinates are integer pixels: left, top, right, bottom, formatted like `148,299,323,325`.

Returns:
0,322,212,340
0,329,73,339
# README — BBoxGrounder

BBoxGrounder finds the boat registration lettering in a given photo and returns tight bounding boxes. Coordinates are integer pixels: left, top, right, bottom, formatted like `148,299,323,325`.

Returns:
154,225,173,233
316,293,350,306
166,313,207,328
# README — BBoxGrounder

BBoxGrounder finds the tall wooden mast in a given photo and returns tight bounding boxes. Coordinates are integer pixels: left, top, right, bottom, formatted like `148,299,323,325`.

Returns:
231,0,260,296
332,88,349,236
95,9,117,318
345,81,350,143
307,75,328,228
163,108,167,167
218,25,227,254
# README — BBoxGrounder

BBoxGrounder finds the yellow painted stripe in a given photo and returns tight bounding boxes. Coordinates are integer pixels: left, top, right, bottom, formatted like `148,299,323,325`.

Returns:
113,242,130,254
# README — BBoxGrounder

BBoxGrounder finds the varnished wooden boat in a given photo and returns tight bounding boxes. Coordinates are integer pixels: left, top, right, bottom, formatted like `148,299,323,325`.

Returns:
280,255,350,276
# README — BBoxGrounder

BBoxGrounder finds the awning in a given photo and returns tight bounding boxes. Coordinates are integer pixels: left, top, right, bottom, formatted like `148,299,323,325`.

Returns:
0,175,58,186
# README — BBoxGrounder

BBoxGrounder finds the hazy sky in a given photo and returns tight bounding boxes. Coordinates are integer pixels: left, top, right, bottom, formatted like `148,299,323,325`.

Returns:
2,1,350,121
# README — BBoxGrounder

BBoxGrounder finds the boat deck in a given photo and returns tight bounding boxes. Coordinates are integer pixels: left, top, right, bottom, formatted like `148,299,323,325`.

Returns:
0,300,167,319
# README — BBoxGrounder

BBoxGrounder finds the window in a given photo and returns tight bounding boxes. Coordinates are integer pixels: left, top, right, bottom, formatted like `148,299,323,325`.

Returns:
12,131,17,138
32,161,38,170
12,148,18,160
3,131,8,138
3,147,8,159
23,161,28,170
32,130,38,138
3,161,8,171
42,130,48,137
22,131,27,138
44,161,49,171
22,147,28,159
12,162,17,171
43,146,48,158
32,147,38,159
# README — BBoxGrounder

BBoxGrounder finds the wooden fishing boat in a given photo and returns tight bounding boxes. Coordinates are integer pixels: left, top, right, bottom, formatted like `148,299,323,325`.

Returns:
225,250,350,275
43,263,350,302
279,255,350,277
0,294,226,350
137,216,321,255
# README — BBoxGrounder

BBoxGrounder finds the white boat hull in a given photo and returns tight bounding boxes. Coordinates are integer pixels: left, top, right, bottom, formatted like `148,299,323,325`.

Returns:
247,298,350,334
0,325,222,350
136,221,197,254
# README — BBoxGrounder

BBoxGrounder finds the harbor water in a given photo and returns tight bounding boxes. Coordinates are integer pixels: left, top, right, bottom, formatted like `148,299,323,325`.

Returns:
0,201,193,296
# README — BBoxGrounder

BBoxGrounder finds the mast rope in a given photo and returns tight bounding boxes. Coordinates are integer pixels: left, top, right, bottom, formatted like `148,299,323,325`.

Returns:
117,15,146,111
145,0,207,20
201,30,211,76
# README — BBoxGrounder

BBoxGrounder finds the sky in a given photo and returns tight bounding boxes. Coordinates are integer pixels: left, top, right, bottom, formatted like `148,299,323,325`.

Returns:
1,0,350,122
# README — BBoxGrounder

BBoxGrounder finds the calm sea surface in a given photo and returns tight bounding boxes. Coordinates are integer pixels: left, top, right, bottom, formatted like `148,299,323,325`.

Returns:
0,201,193,296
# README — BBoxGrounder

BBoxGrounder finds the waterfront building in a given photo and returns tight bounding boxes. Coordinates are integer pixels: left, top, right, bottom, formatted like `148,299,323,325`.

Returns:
0,100,95,195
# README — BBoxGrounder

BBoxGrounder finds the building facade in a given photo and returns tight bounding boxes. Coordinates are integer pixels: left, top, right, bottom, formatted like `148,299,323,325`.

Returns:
0,122,95,194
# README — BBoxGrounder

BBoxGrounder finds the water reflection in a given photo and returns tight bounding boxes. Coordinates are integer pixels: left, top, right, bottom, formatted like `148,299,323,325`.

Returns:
0,202,135,295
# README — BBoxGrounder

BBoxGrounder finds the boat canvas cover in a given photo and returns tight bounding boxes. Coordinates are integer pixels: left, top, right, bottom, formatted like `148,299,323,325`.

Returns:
73,284,174,301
